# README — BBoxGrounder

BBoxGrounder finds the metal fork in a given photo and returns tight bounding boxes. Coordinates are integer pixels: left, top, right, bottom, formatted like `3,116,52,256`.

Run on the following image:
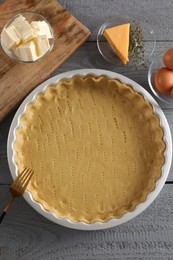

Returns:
0,168,34,224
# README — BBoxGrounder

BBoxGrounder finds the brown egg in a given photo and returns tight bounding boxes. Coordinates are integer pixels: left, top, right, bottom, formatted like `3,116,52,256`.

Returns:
163,48,173,70
154,67,173,93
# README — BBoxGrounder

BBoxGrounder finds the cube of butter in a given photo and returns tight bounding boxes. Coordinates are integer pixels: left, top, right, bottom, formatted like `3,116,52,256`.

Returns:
1,25,21,49
31,21,52,38
15,21,35,42
11,15,26,29
16,40,38,61
34,35,50,56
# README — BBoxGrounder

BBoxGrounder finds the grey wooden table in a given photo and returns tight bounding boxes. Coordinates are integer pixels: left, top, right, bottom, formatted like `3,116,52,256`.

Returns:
1,1,173,259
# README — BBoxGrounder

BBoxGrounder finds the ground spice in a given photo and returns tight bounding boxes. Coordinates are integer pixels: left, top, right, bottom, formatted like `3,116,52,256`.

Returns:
129,20,146,67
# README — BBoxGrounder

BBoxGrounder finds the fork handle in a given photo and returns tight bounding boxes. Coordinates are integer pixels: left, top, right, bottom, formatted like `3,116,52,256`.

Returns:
0,197,14,224
0,211,6,223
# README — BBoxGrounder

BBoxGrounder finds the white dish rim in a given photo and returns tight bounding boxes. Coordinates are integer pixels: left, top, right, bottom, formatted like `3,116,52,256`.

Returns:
7,69,172,230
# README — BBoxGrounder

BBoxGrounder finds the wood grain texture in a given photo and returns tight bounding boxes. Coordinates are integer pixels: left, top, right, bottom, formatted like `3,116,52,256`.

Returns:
59,0,173,42
0,0,90,122
0,184,173,259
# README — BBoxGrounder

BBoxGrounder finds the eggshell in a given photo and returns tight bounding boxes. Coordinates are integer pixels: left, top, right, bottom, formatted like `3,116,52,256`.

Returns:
163,48,173,70
154,67,173,93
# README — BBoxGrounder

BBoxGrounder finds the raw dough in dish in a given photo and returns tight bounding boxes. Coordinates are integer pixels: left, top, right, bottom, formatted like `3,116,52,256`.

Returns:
14,75,165,223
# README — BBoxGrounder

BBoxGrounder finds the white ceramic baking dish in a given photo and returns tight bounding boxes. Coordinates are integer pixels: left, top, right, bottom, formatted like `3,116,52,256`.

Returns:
7,69,172,230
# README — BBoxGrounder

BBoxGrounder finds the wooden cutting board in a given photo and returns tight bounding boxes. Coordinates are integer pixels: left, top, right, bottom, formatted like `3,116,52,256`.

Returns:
0,0,90,122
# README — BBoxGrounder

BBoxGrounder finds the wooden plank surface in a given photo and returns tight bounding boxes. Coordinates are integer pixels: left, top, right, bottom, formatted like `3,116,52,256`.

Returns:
0,0,90,122
1,0,173,259
0,184,173,259
59,0,173,41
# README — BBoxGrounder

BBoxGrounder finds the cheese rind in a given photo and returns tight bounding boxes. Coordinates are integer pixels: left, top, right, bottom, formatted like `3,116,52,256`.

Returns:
16,41,38,61
104,23,130,64
1,25,21,49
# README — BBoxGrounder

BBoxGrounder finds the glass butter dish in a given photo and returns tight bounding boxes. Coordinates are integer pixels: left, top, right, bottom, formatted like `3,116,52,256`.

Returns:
0,11,54,63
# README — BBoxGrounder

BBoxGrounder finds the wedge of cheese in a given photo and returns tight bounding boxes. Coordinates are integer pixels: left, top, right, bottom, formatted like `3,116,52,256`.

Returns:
104,23,130,64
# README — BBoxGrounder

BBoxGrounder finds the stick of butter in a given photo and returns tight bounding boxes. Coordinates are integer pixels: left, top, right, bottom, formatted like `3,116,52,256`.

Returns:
16,41,38,61
1,25,21,49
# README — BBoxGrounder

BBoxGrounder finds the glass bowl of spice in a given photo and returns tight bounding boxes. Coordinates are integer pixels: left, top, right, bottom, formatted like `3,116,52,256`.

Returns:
97,16,156,68
0,11,54,63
